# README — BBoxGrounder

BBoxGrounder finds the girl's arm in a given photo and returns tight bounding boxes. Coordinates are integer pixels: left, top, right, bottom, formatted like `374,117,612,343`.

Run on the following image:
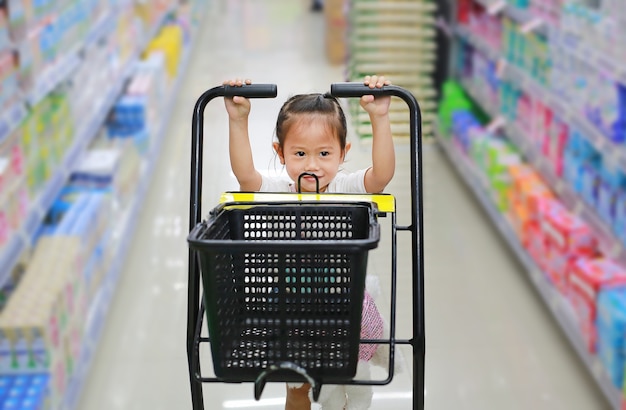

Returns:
360,75,395,193
224,79,263,191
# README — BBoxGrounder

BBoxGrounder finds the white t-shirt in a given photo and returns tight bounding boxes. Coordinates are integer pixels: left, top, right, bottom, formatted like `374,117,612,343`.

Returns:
259,168,369,193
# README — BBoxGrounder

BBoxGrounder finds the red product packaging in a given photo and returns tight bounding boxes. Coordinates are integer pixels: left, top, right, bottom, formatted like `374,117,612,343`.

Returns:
569,258,626,352
544,240,579,294
540,201,596,256
524,222,548,270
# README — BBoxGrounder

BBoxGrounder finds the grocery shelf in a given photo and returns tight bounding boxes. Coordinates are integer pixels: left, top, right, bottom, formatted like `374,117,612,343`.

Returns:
455,25,501,62
60,37,194,410
0,61,132,289
453,25,626,175
503,64,626,173
0,5,176,288
350,1,436,12
0,101,27,145
435,133,622,410
471,0,548,36
26,11,116,107
459,72,626,266
551,29,626,87
459,77,499,117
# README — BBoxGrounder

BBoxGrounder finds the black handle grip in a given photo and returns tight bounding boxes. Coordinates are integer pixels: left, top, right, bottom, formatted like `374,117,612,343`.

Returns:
223,83,277,98
330,82,391,98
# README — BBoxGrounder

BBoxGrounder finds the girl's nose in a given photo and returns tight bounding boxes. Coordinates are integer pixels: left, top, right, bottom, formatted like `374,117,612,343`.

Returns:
306,156,319,170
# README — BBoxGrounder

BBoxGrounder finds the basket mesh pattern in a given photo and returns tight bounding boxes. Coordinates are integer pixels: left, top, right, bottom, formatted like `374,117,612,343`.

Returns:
189,203,379,382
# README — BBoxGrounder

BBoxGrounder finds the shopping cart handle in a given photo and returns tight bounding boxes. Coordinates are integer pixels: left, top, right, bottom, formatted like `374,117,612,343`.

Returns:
330,82,405,98
223,83,278,98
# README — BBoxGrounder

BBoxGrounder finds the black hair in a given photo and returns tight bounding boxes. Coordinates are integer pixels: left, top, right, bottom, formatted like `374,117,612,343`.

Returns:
275,93,348,151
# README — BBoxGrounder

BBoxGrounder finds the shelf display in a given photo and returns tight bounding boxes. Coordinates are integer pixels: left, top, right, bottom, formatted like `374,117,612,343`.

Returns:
0,0,204,408
441,0,626,408
346,0,438,139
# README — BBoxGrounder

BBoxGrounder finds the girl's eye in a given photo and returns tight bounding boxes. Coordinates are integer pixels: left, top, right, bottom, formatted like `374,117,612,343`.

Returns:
320,151,330,157
295,151,305,157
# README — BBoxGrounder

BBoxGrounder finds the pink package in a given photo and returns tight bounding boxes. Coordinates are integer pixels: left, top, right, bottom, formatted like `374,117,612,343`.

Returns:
547,115,569,177
568,258,626,352
543,240,579,294
540,201,597,256
524,222,548,270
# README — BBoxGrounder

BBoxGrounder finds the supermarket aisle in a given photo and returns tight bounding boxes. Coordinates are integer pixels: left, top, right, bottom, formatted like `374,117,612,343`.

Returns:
78,0,610,409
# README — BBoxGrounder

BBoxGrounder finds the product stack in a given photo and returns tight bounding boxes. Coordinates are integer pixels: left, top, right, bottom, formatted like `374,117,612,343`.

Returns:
438,0,626,407
346,0,438,140
0,1,203,408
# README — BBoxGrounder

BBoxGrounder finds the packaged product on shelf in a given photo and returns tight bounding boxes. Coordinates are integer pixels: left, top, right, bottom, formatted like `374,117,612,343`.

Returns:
4,0,26,43
596,287,626,388
507,163,542,240
615,191,626,246
324,0,347,65
569,257,626,353
539,199,597,292
71,149,120,191
581,162,601,208
0,235,84,408
143,23,183,80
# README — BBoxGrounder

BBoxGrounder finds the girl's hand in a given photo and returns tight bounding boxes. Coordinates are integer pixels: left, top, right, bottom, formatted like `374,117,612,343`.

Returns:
360,75,391,117
224,78,252,120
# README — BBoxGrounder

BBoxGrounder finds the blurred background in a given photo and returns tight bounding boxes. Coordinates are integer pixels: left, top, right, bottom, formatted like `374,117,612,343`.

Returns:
1,0,626,409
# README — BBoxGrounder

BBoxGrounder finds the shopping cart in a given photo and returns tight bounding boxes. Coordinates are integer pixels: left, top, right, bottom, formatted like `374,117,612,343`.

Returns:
186,82,425,409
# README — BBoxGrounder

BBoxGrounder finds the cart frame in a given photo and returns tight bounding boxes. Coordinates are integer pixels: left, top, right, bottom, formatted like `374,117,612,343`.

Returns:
186,82,425,409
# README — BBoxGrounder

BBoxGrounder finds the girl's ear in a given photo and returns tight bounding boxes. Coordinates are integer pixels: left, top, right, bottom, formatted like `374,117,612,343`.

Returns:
273,142,285,165
342,142,352,162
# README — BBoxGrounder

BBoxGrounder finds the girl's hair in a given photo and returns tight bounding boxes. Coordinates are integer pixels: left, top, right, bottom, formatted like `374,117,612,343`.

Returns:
275,93,347,150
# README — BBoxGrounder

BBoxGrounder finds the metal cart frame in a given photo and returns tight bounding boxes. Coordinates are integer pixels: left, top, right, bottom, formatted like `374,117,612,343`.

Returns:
186,82,425,409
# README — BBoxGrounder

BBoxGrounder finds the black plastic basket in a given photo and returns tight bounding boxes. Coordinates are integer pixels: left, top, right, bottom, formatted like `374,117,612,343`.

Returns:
187,200,380,383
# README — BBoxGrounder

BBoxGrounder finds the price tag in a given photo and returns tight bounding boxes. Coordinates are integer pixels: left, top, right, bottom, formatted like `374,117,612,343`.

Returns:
486,116,507,133
520,18,543,34
487,0,506,15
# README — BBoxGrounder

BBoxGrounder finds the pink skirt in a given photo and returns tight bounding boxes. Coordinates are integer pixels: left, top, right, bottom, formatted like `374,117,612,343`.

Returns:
359,290,384,361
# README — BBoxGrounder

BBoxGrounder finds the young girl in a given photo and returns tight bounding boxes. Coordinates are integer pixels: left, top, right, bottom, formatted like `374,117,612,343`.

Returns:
224,76,394,409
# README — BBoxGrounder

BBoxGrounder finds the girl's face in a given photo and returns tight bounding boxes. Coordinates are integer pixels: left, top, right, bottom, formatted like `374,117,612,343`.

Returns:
274,115,350,192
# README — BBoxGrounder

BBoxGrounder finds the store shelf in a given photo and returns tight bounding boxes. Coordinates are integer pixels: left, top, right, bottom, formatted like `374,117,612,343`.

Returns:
459,77,499,117
435,133,622,410
551,29,626,87
0,101,27,145
453,25,626,175
459,71,626,266
504,63,626,173
0,61,132,288
455,25,501,62
471,0,548,36
0,5,176,287
26,11,116,107
60,40,194,410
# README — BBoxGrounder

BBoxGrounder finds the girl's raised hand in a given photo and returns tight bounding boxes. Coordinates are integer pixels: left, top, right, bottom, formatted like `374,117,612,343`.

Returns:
360,75,391,117
224,78,252,120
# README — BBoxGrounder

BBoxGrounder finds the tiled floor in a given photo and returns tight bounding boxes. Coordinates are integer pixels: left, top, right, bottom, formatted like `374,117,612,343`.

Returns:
78,1,611,409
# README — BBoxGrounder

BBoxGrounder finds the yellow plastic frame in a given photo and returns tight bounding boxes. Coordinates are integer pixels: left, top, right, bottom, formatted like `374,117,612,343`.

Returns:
219,192,396,213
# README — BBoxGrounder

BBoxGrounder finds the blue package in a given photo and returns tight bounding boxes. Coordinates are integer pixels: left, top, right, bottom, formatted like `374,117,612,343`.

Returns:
581,162,600,206
55,193,90,236
597,181,616,225
563,148,583,192
596,288,626,386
